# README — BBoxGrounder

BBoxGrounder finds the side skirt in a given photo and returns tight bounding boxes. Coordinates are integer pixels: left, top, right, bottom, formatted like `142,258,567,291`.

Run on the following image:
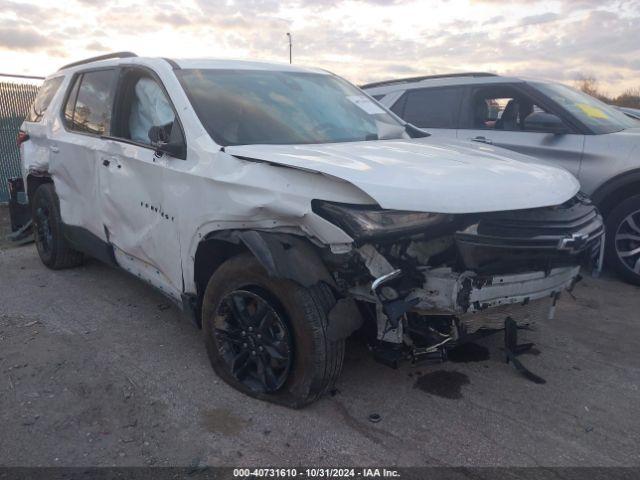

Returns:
62,224,117,267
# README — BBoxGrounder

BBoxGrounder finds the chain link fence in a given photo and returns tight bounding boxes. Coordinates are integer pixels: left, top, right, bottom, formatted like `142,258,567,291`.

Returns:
0,75,42,203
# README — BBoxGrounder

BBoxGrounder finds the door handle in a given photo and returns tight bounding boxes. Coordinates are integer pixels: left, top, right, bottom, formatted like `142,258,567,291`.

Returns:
49,145,59,153
471,136,493,145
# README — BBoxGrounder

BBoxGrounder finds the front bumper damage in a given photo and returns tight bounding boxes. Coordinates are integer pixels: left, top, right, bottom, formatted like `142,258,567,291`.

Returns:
352,263,580,343
332,195,605,367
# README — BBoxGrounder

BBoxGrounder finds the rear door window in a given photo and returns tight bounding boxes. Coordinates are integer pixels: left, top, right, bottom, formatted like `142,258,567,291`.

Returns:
26,76,64,122
397,87,464,128
63,69,118,136
64,76,81,125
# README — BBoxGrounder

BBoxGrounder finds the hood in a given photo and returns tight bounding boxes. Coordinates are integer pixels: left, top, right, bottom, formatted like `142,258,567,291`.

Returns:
225,138,580,214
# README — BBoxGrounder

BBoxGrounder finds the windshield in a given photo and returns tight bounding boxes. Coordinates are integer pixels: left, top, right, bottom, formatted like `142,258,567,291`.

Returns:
533,82,638,134
176,69,407,146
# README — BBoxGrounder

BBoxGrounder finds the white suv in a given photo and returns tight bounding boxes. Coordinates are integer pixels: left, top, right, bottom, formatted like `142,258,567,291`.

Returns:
19,53,603,407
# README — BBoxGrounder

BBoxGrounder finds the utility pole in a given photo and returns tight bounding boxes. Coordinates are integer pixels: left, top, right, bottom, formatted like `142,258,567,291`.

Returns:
286,32,292,64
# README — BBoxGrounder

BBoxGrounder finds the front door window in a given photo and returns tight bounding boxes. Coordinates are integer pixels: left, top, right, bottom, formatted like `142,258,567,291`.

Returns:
470,86,553,133
128,78,176,145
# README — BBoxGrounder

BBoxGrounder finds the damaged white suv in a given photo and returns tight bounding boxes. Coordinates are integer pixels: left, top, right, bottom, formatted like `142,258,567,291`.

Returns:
19,53,604,407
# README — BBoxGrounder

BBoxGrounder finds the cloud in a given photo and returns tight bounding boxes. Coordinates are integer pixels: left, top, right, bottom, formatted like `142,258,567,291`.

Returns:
86,41,108,51
519,12,559,26
154,12,192,27
0,0,65,26
0,26,52,50
0,0,638,95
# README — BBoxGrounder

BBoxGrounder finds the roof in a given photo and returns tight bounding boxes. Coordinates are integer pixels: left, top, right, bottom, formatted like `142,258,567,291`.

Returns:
360,72,497,89
172,58,328,74
362,72,528,95
56,52,328,75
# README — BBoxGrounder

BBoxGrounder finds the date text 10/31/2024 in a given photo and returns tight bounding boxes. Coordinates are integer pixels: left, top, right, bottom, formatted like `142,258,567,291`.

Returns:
232,468,401,478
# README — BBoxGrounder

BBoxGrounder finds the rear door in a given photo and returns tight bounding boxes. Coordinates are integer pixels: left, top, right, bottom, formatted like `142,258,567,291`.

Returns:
52,68,119,244
389,86,464,138
459,83,585,177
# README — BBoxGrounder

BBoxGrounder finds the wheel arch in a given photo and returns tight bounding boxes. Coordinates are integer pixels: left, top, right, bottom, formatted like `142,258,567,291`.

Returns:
591,168,640,217
26,172,53,201
191,229,338,327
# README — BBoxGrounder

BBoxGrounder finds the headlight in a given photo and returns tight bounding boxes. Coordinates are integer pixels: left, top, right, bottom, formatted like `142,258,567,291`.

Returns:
312,200,453,241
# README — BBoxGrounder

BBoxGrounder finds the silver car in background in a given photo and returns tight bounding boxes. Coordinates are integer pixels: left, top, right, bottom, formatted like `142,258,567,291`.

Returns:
364,73,640,285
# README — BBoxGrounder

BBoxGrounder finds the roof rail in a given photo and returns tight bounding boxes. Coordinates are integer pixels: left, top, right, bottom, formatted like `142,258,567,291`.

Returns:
58,52,138,71
360,72,497,90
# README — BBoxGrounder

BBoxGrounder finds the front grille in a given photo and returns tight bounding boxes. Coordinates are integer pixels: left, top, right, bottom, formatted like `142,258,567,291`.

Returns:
455,195,604,273
476,194,600,240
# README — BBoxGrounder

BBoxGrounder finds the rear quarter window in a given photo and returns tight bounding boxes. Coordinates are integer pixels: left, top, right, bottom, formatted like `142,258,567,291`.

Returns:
25,76,64,123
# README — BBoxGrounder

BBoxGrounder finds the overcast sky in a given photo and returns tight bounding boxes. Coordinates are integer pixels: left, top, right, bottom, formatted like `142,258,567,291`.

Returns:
1,0,639,94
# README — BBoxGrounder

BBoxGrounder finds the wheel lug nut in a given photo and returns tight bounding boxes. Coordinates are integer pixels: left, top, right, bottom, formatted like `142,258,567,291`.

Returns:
258,346,264,352
242,343,248,348
256,334,261,339
248,327,254,332
251,350,256,356
241,331,246,336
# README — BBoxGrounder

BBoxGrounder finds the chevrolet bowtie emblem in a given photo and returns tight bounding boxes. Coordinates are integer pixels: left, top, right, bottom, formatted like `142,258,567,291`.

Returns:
558,232,590,252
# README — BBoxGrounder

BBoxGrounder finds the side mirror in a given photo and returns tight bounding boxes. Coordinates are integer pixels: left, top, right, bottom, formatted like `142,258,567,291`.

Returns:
148,123,186,159
524,112,569,135
148,125,168,144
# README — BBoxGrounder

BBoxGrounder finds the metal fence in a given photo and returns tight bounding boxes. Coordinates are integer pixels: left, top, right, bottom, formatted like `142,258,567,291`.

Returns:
0,76,41,203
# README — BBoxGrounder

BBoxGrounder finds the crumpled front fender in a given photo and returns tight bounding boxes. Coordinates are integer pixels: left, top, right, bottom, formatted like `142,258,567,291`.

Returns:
206,230,336,289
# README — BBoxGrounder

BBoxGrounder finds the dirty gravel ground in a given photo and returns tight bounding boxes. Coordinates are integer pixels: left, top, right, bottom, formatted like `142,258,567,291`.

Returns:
1,205,639,467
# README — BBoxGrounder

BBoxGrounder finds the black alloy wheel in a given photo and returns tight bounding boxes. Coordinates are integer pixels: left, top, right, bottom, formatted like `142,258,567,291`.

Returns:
212,289,292,393
202,253,345,407
34,203,53,256
30,184,83,269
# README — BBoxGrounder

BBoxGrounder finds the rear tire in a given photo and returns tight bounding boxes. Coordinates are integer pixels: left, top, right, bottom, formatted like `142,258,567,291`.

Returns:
605,194,640,285
31,183,83,270
202,253,344,408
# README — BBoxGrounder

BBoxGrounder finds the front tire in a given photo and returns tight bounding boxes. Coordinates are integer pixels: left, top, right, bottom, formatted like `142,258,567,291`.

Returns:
201,253,344,408
606,194,640,285
31,183,83,270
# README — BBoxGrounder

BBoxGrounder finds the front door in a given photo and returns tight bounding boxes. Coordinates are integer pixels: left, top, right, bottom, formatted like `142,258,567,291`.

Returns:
99,67,186,300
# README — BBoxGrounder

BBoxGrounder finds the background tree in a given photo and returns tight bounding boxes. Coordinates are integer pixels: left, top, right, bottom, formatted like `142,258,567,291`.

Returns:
574,75,640,109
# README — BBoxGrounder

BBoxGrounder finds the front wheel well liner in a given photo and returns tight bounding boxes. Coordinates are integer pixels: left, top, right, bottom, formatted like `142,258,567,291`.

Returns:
194,238,247,318
26,173,53,200
192,230,339,327
591,169,640,217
